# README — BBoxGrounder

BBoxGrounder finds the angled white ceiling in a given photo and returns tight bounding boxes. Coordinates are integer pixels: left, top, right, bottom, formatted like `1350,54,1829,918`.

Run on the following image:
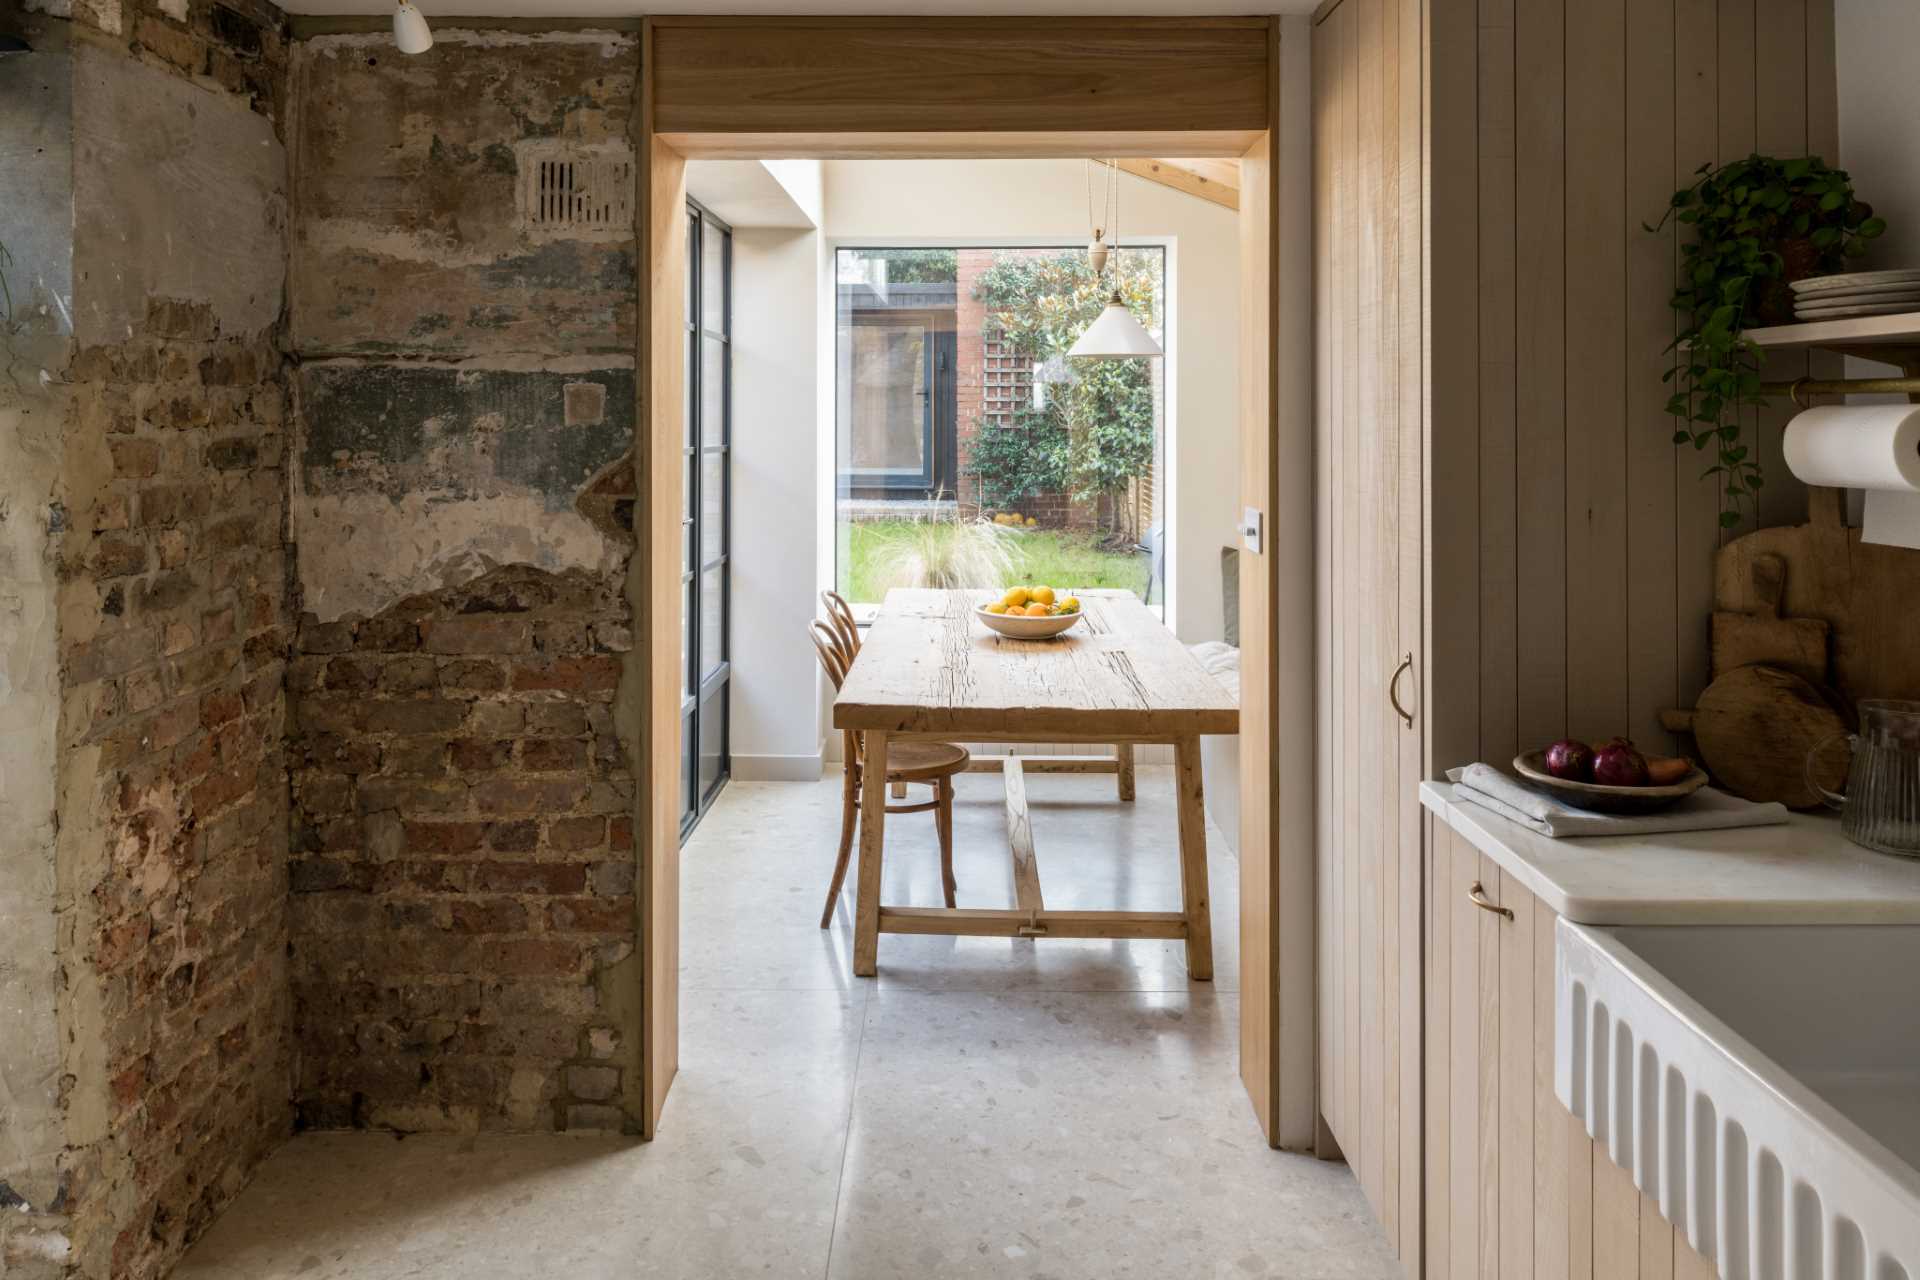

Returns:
286,1,1314,16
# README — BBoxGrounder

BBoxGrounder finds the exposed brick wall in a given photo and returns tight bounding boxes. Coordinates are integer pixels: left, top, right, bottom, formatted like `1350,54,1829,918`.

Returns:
54,300,294,1280
116,0,290,124
286,566,637,1134
16,7,299,1278
282,29,643,1139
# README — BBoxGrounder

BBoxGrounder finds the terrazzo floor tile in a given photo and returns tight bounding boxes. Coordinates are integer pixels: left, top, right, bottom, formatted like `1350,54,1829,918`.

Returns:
174,771,1391,1280
828,988,1396,1280
173,987,866,1280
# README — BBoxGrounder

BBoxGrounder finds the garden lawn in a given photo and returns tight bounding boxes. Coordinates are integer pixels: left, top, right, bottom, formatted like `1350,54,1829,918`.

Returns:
843,520,1149,605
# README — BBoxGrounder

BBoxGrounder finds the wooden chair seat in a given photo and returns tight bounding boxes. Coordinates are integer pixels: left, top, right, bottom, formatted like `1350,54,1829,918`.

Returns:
881,741,969,783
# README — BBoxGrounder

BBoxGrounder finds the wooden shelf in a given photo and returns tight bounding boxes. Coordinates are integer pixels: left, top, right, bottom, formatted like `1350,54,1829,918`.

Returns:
1743,311,1920,351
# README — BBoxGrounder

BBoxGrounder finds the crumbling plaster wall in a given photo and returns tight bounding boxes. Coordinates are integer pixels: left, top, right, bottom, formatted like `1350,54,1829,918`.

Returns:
0,14,78,1277
285,28,644,1135
3,2,298,1278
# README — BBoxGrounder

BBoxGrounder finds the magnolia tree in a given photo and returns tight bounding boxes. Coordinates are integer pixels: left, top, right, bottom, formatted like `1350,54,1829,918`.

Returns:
967,250,1160,542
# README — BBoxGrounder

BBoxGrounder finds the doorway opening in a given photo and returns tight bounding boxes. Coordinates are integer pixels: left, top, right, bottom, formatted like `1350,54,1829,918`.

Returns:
637,16,1314,1164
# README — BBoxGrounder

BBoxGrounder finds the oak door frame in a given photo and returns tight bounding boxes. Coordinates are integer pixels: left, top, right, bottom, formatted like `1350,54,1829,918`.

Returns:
632,15,1314,1149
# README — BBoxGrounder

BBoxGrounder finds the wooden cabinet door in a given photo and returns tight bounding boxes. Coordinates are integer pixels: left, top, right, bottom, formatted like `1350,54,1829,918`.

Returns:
1424,816,1718,1280
1312,0,1423,1259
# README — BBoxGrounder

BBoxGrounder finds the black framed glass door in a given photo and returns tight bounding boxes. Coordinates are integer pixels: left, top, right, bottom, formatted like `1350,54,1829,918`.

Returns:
682,200,731,838
842,310,957,494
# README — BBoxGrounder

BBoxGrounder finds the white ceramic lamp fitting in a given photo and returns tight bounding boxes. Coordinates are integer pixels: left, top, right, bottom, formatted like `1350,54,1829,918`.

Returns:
393,0,433,55
1068,291,1163,360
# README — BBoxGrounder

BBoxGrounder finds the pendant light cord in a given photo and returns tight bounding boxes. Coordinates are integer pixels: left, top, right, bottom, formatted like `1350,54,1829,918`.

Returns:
1085,158,1120,280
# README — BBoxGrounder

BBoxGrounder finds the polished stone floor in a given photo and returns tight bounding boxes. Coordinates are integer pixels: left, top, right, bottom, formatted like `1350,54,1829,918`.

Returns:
176,770,1397,1279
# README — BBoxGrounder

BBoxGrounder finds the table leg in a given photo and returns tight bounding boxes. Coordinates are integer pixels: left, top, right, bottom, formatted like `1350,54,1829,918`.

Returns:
1115,743,1136,802
1172,734,1213,980
853,730,889,977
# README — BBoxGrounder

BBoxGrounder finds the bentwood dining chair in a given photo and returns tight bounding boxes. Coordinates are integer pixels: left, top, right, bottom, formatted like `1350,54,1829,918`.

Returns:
809,613,966,928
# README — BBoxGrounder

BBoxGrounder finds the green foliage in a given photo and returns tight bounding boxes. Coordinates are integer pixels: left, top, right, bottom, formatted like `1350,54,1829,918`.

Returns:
857,512,1017,595
968,398,1070,509
968,249,1161,534
844,520,1147,604
970,250,1161,357
876,248,958,284
1650,155,1885,528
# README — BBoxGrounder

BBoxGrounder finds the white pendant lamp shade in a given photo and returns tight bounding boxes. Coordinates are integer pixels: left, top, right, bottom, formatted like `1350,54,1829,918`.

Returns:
393,0,433,54
1068,291,1163,360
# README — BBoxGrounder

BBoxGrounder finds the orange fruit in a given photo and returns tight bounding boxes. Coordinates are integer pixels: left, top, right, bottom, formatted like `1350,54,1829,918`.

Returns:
1024,603,1051,617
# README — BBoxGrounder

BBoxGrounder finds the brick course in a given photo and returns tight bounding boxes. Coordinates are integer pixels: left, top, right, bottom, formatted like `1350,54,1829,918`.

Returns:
287,567,637,1135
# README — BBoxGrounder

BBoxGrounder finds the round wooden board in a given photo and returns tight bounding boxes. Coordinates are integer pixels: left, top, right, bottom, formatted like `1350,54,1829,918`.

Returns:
1691,665,1850,809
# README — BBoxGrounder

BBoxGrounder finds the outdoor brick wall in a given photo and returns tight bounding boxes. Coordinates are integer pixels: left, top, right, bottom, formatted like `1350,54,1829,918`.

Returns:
55,302,294,1280
286,566,638,1134
952,247,1092,529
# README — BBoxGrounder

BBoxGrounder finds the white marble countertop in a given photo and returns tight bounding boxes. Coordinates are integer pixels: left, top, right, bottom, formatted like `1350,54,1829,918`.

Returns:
1421,781,1920,924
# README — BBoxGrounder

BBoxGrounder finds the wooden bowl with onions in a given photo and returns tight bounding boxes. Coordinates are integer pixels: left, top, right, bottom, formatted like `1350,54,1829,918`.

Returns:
1512,750,1708,815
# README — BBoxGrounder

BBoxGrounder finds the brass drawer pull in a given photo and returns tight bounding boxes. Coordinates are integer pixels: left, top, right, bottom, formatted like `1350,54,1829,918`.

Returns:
1467,881,1513,921
1389,652,1414,727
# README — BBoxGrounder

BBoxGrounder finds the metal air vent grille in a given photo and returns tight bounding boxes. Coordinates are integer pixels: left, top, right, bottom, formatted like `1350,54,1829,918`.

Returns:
516,147,633,237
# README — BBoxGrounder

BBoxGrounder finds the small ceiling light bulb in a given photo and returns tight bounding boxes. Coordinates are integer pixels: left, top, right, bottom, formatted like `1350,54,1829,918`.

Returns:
393,0,433,55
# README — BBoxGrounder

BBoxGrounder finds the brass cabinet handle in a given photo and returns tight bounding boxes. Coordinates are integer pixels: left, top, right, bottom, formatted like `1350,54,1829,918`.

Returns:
1388,652,1414,727
1468,881,1513,921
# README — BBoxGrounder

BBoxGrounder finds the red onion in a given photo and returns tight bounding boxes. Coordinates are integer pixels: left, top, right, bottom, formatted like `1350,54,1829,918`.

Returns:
1545,738,1595,782
1592,738,1650,787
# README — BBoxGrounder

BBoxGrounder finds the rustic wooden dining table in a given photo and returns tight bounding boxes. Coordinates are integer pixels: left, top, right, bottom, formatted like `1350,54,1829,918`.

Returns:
832,587,1239,978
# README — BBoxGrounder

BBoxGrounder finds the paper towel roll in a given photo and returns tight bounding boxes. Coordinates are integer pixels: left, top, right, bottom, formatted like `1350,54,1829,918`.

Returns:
1782,404,1920,492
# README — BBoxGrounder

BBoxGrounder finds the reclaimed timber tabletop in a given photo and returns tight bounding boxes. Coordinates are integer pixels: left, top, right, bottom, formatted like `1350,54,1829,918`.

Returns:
832,588,1239,739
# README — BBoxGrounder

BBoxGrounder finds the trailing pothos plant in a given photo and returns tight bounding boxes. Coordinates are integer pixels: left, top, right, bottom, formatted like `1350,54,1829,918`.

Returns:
1651,155,1884,528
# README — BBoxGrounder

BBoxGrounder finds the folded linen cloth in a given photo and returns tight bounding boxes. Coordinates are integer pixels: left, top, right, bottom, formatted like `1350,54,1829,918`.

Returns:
1445,763,1790,838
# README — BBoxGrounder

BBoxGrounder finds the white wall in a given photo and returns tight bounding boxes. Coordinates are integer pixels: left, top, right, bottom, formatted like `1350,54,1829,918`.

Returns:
1837,0,1920,399
822,159,1245,643
1837,0,1920,272
727,218,830,779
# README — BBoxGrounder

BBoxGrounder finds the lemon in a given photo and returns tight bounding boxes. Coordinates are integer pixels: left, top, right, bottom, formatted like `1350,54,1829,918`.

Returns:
985,602,1009,615
1058,596,1080,614
1029,585,1056,606
1002,587,1031,609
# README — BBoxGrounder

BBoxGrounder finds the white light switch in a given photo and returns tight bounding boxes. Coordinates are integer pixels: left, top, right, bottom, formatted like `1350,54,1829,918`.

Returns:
1241,507,1263,554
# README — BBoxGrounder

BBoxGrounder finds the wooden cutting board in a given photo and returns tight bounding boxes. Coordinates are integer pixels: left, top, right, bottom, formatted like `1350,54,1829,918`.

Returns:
1716,490,1920,702
1661,664,1850,809
1710,551,1830,685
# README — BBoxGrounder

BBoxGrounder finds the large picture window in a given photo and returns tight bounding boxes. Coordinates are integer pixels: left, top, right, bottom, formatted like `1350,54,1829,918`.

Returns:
833,245,1167,609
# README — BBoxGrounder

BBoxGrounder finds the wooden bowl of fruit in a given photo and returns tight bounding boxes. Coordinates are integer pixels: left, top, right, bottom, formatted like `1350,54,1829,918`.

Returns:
976,586,1083,640
1512,738,1708,815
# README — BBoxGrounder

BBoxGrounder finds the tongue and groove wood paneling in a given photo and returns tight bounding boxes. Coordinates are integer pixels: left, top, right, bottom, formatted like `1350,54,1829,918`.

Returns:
1432,0,1834,767
1313,0,1838,1269
1311,0,1425,1263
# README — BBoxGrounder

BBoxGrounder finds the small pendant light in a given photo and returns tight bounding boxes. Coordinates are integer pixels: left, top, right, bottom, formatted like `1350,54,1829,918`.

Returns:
393,0,433,55
1069,159,1162,361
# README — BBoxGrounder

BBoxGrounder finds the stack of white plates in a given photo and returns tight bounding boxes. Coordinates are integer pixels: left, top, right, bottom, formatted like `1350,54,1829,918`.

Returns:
1791,269,1920,320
